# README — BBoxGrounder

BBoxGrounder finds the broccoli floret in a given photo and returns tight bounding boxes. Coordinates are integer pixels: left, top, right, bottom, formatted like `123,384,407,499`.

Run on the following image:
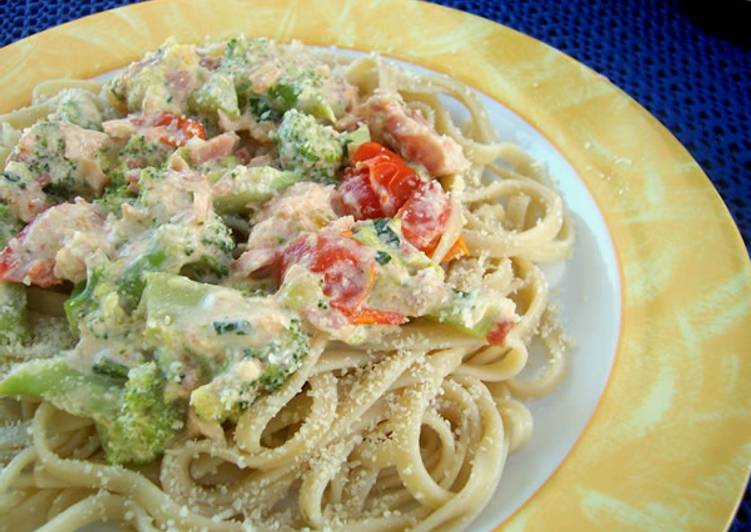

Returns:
93,183,137,215
49,89,103,131
0,282,30,348
140,273,311,421
0,358,184,465
0,358,122,422
220,37,273,96
276,109,344,184
190,319,309,422
0,203,22,248
190,73,240,120
64,258,136,341
103,362,184,465
117,135,172,172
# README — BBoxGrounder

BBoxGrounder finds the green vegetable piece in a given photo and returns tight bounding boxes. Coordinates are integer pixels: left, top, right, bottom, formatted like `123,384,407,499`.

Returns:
0,282,30,347
0,357,184,465
117,249,168,309
213,320,252,335
375,251,392,265
372,218,401,247
267,83,297,111
191,73,240,120
0,358,122,421
0,203,22,248
51,89,103,131
65,268,104,334
277,109,344,184
343,124,371,158
92,357,130,381
117,135,172,172
93,184,137,215
191,319,308,422
428,289,503,338
141,273,310,422
104,362,184,465
212,165,301,213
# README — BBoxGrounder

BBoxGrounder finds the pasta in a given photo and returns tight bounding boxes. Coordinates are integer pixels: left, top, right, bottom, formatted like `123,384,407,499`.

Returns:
0,38,573,531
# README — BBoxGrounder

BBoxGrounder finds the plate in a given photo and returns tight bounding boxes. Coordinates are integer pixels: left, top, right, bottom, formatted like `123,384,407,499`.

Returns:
1,1,749,529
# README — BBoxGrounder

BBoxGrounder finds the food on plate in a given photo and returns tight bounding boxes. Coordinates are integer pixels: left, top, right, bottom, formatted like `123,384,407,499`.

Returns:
0,37,573,531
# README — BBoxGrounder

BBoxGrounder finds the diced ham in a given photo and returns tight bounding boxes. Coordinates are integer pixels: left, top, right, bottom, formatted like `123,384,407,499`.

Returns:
231,182,337,277
102,118,137,139
61,123,110,160
249,62,283,93
0,199,109,287
217,110,275,142
360,93,469,176
186,132,239,165
60,124,111,194
166,70,196,92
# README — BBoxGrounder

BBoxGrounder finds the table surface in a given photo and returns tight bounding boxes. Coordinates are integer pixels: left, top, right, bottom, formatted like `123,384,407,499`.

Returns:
1,0,749,529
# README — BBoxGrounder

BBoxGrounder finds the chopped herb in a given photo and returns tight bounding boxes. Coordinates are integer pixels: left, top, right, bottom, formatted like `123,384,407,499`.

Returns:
373,218,400,246
92,358,130,381
375,251,392,265
213,320,252,335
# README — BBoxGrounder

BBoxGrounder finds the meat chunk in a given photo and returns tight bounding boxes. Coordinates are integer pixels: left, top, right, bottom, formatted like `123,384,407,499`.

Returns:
60,123,111,193
186,132,239,165
102,118,137,139
0,199,110,287
232,182,337,277
360,93,469,176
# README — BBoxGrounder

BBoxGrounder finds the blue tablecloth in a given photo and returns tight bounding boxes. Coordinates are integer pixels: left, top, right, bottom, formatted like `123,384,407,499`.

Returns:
1,0,749,528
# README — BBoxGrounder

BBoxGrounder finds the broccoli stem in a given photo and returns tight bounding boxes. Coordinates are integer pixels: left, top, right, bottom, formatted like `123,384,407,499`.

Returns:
212,166,301,213
0,358,184,465
0,358,122,423
116,248,168,309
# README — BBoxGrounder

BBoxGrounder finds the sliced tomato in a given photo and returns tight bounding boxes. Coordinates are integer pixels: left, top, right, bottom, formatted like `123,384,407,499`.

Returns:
487,321,514,347
280,233,375,311
312,235,376,310
337,142,422,219
398,180,451,253
278,234,315,279
153,112,206,147
351,142,389,163
336,170,385,219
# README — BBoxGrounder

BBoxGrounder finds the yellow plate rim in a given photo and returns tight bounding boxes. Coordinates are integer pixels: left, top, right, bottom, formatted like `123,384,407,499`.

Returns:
1,0,750,529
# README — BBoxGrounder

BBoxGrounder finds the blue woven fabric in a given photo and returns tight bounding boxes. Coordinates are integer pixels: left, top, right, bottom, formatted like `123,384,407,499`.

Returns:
0,0,749,528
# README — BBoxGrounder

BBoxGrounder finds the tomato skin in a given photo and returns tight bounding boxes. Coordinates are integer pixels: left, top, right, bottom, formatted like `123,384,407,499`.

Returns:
337,142,422,219
487,321,514,346
153,112,206,147
280,233,374,310
279,232,406,325
398,180,451,253
312,234,375,310
336,170,386,219
351,142,389,163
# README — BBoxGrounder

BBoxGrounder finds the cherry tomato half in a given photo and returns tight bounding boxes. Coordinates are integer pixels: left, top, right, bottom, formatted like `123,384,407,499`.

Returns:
337,142,422,219
397,180,451,254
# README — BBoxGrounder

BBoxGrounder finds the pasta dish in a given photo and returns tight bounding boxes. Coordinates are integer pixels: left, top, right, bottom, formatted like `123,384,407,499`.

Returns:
0,38,573,531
